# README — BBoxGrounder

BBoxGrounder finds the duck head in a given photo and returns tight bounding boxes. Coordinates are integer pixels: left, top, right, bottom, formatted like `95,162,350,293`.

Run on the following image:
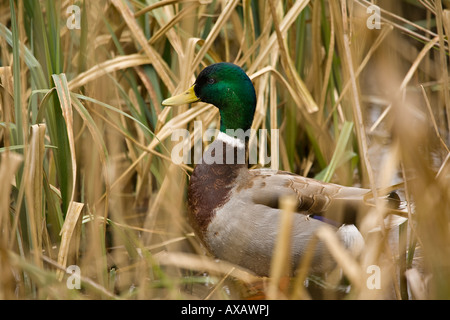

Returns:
162,62,257,133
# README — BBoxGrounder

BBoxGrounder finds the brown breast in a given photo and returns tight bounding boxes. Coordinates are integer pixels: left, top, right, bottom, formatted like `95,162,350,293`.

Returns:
187,139,247,239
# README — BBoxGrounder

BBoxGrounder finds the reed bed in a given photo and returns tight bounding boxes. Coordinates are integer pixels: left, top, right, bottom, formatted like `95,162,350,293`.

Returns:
0,0,449,299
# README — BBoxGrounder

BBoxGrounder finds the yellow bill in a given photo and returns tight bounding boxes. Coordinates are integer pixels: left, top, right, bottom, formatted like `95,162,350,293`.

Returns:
162,85,199,106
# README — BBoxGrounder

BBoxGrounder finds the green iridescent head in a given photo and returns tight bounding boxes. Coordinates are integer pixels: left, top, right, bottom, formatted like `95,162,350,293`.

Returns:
162,63,256,133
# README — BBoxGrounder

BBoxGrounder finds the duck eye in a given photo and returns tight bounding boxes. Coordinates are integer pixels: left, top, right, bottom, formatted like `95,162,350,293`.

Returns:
207,78,215,84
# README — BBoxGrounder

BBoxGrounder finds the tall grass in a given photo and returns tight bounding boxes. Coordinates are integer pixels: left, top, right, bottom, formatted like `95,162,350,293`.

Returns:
0,0,449,299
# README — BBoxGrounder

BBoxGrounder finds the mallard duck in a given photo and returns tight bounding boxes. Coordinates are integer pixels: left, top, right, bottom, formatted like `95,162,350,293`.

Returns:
162,62,395,277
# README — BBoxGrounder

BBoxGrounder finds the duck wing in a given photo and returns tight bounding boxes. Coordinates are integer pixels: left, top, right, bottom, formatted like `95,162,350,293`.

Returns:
247,169,384,226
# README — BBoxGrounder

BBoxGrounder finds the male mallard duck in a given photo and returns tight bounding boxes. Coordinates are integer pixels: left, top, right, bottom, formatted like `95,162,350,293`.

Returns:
163,62,392,277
